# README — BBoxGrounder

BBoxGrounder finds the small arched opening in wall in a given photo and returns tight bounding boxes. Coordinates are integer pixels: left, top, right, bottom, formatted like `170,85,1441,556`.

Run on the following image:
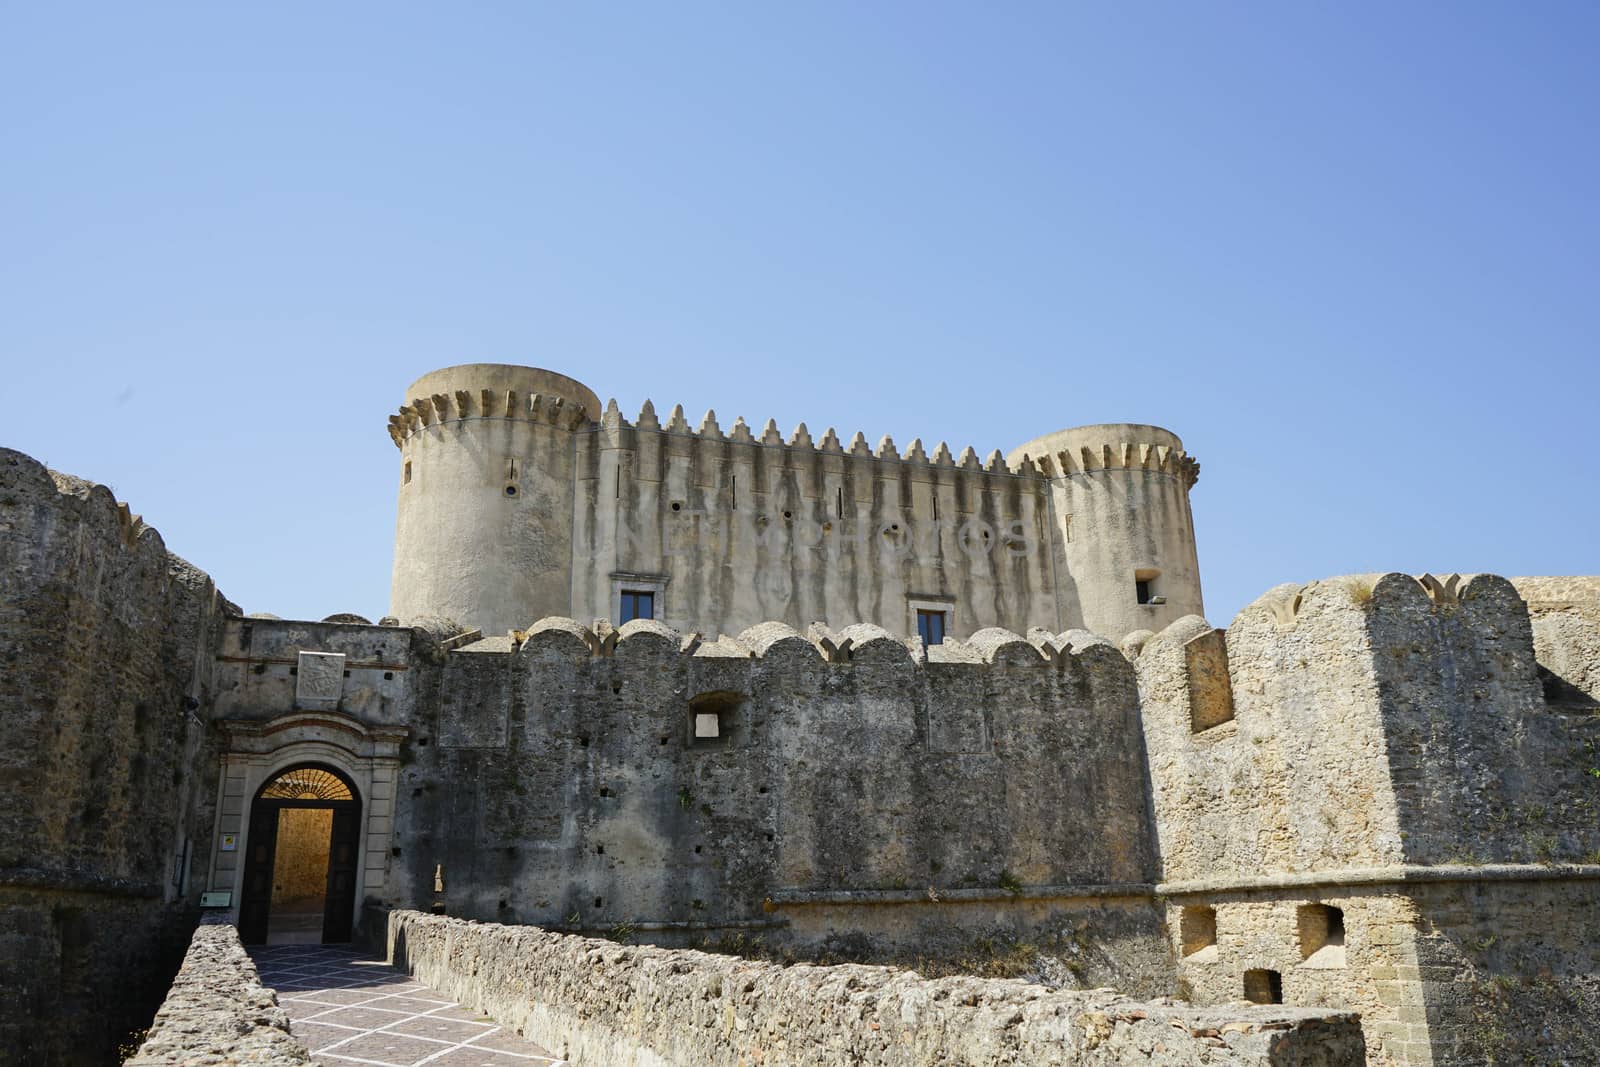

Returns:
238,764,362,946
687,691,745,748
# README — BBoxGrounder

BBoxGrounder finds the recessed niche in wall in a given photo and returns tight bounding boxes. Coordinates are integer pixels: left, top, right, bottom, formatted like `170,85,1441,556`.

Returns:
687,691,743,749
1180,905,1218,961
1243,968,1282,1004
1298,903,1346,967
1183,627,1236,732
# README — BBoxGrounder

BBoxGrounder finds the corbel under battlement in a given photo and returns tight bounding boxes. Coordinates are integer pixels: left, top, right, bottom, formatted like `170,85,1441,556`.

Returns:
1033,441,1200,488
388,390,592,446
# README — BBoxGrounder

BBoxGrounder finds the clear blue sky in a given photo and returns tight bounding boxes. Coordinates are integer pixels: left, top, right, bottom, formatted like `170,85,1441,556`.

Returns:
4,3,1595,628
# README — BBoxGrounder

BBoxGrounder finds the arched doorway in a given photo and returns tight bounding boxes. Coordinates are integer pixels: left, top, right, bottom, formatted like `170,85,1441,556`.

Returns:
238,764,362,945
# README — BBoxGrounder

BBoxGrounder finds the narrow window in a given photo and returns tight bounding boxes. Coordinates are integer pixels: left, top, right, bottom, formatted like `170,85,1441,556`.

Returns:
1136,578,1152,604
917,609,946,646
837,486,844,516
403,460,412,485
620,590,655,624
1298,903,1346,966
731,475,736,508
1136,568,1164,605
688,691,743,748
1180,905,1217,960
1243,969,1282,1004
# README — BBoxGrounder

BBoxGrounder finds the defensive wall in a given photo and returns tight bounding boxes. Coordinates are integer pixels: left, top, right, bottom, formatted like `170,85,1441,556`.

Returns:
387,363,1206,641
0,448,230,1065
208,606,1177,995
376,910,1365,1066
5,439,1600,1066
1130,573,1600,1065
124,915,307,1066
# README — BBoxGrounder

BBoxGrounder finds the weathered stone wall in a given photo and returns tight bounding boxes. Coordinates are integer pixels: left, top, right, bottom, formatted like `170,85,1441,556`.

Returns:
370,618,1171,991
1131,585,1405,885
1364,574,1599,867
0,448,231,1065
1409,877,1600,1065
1136,572,1600,1065
1135,571,1600,878
125,916,308,1066
383,910,1365,1067
1513,575,1600,708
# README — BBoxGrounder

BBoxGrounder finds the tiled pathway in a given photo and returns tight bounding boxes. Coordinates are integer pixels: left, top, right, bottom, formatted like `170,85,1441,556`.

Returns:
251,944,566,1067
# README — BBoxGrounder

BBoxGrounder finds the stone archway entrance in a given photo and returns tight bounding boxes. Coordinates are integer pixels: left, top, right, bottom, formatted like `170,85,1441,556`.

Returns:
238,765,362,945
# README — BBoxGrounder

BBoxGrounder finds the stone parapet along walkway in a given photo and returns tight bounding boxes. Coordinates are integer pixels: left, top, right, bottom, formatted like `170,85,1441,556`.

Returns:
252,944,566,1067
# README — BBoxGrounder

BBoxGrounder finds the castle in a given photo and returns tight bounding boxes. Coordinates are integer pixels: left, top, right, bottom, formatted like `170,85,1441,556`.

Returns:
2,362,1597,1067
386,363,1204,642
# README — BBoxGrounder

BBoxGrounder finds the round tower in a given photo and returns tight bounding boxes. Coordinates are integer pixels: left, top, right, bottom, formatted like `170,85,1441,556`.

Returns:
1007,423,1203,639
388,364,599,635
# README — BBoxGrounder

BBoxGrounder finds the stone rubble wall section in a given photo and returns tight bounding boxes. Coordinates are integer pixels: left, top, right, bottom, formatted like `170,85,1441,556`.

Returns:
379,614,1169,991
1129,571,1600,1066
0,447,232,1064
384,911,1364,1067
1512,575,1600,706
1131,571,1600,881
124,918,308,1066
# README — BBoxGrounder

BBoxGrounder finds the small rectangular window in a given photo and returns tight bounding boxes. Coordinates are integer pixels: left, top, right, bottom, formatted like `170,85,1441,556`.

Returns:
1180,905,1217,959
403,460,412,485
1243,968,1283,1004
1136,579,1153,604
620,590,655,623
917,609,946,646
1298,903,1346,966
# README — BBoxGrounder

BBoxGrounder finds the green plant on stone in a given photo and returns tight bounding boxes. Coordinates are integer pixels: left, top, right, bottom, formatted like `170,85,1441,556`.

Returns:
997,870,1023,896
1532,835,1558,863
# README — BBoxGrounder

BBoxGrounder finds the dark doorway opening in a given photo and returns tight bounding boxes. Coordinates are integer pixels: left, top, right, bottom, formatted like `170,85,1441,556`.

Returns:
239,765,361,945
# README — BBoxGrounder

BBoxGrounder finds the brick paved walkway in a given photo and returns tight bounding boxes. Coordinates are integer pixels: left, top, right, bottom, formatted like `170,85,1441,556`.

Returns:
252,945,566,1067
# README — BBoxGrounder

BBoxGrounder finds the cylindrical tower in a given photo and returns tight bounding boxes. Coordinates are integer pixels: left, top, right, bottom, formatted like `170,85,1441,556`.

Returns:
387,364,600,635
1007,423,1202,639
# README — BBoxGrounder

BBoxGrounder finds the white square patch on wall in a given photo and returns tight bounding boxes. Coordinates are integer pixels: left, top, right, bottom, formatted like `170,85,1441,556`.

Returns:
694,712,721,739
296,650,347,705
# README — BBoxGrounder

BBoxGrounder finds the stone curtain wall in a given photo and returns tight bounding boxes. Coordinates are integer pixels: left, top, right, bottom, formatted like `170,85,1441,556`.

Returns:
1133,572,1600,1065
125,917,308,1066
389,617,1170,990
383,910,1365,1067
0,449,230,1065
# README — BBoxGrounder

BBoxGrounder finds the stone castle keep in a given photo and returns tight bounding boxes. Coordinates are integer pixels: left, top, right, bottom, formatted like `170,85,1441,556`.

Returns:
2,362,1597,1067
387,363,1205,642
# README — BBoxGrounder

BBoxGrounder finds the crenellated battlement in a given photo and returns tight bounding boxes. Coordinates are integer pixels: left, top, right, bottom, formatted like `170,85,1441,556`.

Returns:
592,397,1041,480
1008,422,1200,488
388,388,592,446
476,612,1133,673
1031,439,1199,486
